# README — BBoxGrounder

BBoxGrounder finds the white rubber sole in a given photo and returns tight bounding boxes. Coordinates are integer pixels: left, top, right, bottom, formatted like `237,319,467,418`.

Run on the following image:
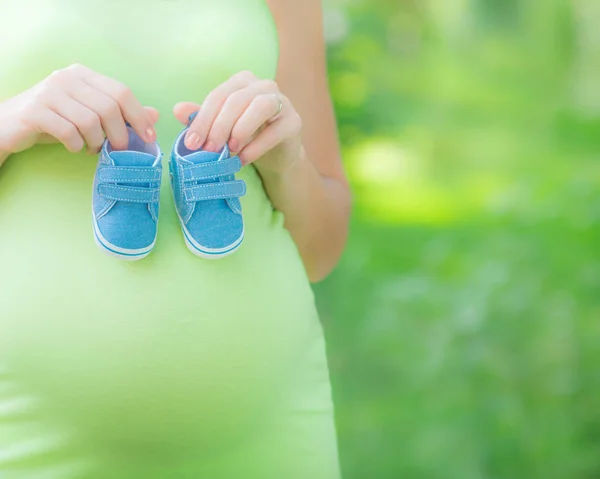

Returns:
93,215,155,261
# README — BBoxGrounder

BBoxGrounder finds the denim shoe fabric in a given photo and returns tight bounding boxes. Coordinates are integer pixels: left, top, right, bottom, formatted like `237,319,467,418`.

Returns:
92,126,162,261
170,120,246,259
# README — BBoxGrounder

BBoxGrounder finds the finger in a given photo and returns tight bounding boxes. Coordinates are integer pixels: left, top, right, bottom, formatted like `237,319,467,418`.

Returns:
239,113,302,165
185,70,258,150
46,94,105,154
144,106,160,125
33,108,85,153
70,83,128,150
229,93,284,153
206,81,279,153
173,101,201,125
79,66,156,143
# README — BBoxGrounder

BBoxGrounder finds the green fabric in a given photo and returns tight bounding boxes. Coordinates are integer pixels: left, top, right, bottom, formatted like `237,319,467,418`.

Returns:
0,1,340,477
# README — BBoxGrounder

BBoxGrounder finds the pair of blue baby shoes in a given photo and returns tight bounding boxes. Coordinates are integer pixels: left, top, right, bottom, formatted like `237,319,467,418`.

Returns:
92,115,246,261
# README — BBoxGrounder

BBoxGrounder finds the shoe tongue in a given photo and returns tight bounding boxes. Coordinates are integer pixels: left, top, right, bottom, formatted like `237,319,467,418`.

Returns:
109,151,157,167
184,151,222,164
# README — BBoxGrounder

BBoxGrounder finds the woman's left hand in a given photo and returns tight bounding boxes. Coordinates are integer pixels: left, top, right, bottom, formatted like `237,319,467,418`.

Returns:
173,71,303,175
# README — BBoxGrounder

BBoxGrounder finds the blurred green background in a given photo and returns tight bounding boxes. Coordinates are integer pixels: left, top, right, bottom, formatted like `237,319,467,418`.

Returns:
316,0,600,477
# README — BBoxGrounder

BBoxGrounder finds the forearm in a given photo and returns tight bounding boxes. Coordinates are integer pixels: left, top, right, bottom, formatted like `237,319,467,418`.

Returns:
257,148,351,283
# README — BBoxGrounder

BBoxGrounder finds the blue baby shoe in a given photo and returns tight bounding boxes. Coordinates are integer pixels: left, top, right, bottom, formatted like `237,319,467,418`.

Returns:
170,117,246,259
92,126,162,260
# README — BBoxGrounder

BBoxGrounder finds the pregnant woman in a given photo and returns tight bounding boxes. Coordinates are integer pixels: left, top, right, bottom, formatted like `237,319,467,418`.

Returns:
0,0,350,477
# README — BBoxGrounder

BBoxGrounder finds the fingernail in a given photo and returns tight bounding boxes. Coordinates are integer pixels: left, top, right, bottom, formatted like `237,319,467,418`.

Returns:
205,141,216,152
145,127,156,142
229,139,239,152
186,132,201,150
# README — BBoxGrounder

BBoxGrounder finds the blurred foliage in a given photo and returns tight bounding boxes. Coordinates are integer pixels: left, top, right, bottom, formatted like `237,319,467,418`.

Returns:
316,0,600,477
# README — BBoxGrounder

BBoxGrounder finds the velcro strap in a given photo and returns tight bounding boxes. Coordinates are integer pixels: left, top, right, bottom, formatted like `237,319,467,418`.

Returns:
98,166,161,183
184,180,246,202
182,157,242,182
98,184,161,203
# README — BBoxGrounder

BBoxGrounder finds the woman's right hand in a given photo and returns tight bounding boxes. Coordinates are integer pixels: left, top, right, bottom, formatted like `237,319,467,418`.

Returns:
0,63,158,158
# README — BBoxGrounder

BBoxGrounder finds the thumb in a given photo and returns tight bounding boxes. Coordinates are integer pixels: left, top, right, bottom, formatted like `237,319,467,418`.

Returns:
173,102,201,125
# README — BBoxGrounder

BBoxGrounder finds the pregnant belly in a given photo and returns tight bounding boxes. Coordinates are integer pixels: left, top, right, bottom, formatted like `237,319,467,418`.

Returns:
0,144,316,452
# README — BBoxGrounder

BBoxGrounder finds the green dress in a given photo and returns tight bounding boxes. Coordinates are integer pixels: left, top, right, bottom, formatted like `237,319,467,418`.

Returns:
0,1,340,477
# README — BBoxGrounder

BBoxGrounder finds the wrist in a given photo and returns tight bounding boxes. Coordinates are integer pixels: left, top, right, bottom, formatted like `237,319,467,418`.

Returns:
0,133,15,166
0,149,9,167
0,93,34,160
255,145,307,184
0,100,20,164
0,130,13,167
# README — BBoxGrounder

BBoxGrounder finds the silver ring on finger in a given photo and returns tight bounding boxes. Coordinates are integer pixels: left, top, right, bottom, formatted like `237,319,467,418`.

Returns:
270,94,284,122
